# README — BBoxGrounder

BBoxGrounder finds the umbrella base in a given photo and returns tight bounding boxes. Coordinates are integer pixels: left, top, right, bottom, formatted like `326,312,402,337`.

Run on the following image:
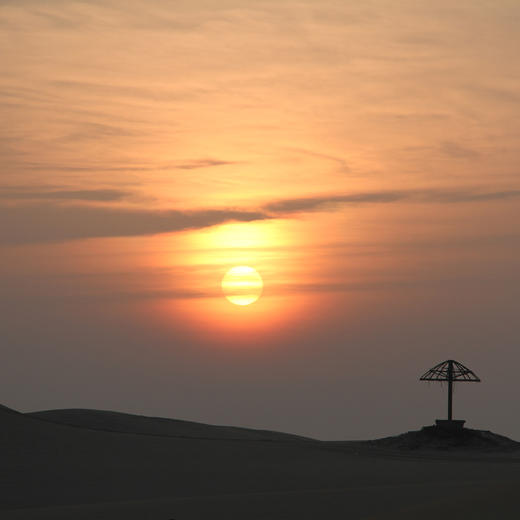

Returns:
435,419,465,431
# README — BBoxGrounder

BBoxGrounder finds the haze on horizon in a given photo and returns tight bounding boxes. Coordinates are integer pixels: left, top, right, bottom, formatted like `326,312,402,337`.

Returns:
1,0,519,440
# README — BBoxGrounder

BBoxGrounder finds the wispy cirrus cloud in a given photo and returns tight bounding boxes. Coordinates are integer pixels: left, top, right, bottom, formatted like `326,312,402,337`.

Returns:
439,141,480,159
0,187,131,202
175,159,237,170
13,159,237,173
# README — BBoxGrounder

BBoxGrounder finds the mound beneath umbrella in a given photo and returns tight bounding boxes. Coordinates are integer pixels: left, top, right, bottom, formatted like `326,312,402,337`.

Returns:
366,425,520,451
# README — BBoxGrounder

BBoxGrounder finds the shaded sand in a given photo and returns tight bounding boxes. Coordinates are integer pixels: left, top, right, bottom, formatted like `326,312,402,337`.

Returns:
2,405,520,519
4,482,520,520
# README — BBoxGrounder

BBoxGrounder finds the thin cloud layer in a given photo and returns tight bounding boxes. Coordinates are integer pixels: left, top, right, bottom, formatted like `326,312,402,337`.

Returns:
0,188,131,202
175,159,237,170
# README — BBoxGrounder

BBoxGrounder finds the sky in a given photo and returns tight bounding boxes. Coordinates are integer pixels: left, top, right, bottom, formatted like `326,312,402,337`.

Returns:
1,0,519,440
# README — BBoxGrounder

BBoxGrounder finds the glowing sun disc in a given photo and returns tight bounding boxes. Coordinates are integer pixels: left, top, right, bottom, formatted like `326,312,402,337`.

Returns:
221,266,263,306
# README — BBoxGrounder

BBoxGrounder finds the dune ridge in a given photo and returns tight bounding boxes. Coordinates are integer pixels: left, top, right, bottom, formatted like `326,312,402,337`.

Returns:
28,408,311,442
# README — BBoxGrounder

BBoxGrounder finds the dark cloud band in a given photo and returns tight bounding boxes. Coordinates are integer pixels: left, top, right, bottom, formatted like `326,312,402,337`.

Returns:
0,205,269,245
1,187,518,245
264,188,520,214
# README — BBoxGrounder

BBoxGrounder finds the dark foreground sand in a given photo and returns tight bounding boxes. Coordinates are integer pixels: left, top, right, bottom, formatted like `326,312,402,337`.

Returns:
2,404,519,519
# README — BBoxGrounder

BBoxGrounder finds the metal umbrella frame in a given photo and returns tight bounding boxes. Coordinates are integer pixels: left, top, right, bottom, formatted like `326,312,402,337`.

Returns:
420,360,480,421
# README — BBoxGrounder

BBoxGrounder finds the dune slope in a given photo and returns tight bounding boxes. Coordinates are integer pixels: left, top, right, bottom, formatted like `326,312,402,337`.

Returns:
29,408,310,441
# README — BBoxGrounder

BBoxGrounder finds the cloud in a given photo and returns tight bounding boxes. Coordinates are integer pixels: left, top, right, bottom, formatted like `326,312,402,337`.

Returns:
417,188,520,203
174,159,237,170
264,191,408,213
264,188,520,214
284,147,351,175
439,141,480,159
2,186,518,245
49,79,199,103
0,187,131,202
0,204,269,245
16,159,236,173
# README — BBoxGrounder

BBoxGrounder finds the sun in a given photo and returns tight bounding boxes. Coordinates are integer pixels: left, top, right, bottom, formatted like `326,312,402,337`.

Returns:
221,266,263,306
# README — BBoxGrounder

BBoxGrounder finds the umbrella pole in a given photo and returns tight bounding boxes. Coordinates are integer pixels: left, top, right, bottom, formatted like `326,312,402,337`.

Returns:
447,360,453,420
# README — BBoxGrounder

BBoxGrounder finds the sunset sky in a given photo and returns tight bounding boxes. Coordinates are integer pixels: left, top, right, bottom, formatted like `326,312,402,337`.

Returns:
1,0,519,440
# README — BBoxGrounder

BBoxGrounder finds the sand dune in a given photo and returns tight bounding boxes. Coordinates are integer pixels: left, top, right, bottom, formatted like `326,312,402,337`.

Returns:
29,408,310,441
3,404,520,519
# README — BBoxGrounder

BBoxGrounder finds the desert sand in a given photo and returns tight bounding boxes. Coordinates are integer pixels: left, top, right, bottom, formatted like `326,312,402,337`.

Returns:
2,404,520,519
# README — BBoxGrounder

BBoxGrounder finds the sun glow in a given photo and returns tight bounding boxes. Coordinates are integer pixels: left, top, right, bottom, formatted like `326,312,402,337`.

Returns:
222,266,263,306
154,221,312,342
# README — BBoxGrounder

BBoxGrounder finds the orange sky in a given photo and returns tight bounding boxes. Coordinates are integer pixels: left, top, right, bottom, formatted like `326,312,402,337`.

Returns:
1,0,519,440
